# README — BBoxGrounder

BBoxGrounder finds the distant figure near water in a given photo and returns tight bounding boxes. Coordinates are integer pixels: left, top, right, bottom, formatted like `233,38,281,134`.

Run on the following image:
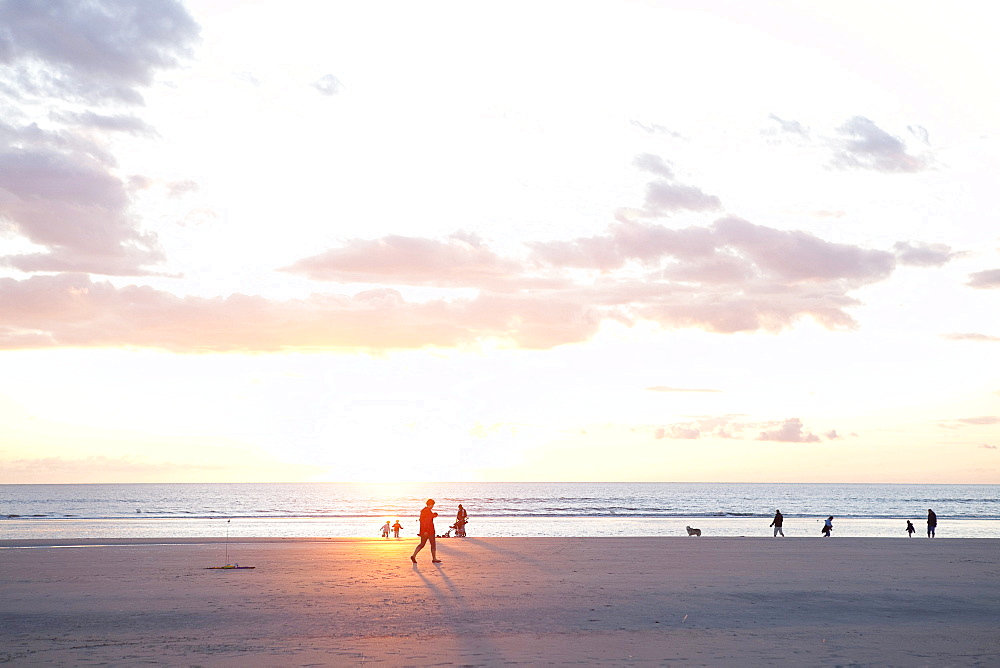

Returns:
410,499,441,564
770,510,784,537
906,520,916,537
392,520,402,538
822,516,833,537
454,504,468,537
381,521,391,538
927,509,937,538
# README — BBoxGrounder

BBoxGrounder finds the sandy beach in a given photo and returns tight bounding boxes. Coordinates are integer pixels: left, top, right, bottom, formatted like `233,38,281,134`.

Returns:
2,537,998,666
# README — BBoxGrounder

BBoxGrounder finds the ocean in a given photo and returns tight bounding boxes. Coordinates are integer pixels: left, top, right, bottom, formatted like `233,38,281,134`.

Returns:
2,482,998,540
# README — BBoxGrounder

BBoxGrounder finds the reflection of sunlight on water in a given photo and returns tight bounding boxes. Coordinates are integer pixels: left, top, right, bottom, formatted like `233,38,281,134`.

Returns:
4,516,998,540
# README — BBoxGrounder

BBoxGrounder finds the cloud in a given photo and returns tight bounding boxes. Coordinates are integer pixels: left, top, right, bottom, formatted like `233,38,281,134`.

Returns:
627,152,722,215
654,425,700,439
767,113,809,138
967,269,1000,289
981,444,998,450
652,416,838,443
756,417,821,442
0,273,606,352
0,0,199,104
942,333,1000,342
644,180,722,214
893,241,957,267
831,116,927,173
0,1,198,276
0,210,948,351
632,153,674,179
937,416,1000,431
630,121,682,138
0,148,165,275
50,110,159,136
956,416,1000,426
281,233,535,289
312,73,343,95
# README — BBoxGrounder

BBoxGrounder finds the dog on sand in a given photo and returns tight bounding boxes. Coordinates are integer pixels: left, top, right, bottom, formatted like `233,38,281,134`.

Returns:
685,526,702,536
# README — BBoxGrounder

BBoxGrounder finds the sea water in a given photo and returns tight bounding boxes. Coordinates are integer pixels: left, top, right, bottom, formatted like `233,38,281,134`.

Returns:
1,482,998,540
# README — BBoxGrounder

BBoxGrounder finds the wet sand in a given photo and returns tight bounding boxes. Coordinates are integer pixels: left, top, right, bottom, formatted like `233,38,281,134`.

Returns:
2,537,998,666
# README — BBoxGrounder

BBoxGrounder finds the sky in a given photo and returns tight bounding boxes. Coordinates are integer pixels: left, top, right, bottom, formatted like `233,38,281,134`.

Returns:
0,0,998,484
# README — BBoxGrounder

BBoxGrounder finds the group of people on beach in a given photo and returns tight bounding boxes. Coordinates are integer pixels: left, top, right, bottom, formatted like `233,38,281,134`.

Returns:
769,508,939,537
379,500,469,562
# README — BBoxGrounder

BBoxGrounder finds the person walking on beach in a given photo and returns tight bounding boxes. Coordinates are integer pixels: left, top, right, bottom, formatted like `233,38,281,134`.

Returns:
770,509,784,537
410,499,442,564
906,520,915,537
381,521,391,538
822,516,833,537
392,519,402,538
927,508,937,538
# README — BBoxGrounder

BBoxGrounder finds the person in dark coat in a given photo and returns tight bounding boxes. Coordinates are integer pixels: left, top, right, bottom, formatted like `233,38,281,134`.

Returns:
770,509,784,537
927,509,937,538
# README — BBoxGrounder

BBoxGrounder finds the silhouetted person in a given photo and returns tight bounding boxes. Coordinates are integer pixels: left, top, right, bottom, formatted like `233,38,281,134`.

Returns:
770,509,784,537
822,516,833,537
392,520,402,538
455,503,468,537
410,499,441,564
906,520,915,537
927,509,937,538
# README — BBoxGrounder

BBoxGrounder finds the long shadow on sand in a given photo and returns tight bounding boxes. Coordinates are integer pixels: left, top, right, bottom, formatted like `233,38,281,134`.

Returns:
410,561,509,664
449,537,560,571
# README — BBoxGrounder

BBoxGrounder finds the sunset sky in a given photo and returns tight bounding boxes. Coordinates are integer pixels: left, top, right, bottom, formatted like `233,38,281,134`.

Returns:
1,0,997,484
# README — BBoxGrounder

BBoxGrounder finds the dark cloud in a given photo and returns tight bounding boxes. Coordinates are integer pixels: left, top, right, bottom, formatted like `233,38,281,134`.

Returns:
51,110,158,136
0,0,198,276
967,268,1000,289
0,0,199,104
832,116,927,173
893,241,957,267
